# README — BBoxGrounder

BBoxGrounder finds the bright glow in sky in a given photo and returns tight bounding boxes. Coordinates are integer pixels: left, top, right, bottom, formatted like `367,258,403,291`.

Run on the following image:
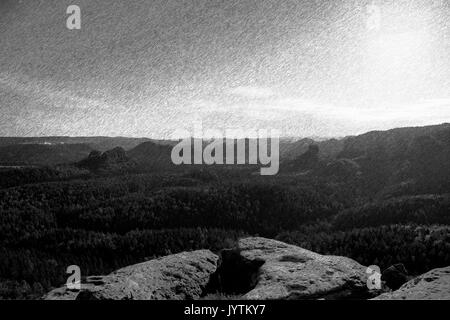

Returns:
0,0,449,138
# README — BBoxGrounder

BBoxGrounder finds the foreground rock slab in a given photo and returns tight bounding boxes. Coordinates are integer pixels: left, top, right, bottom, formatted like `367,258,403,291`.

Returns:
238,237,372,299
45,237,379,300
373,266,450,300
45,250,219,300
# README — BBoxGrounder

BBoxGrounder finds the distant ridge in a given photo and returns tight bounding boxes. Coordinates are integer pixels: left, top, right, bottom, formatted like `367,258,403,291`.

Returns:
1,123,450,193
283,122,450,196
0,136,174,151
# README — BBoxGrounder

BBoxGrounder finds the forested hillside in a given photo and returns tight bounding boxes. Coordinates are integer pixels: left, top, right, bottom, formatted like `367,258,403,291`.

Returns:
1,169,450,299
0,124,450,299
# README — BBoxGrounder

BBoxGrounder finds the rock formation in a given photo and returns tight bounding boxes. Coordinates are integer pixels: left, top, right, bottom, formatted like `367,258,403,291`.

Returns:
237,237,372,299
44,237,389,300
373,266,450,300
77,147,132,171
45,250,219,300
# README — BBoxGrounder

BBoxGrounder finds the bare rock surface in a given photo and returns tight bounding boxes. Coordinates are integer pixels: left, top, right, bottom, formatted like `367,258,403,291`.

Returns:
238,237,372,299
373,266,450,300
45,250,219,300
45,237,380,300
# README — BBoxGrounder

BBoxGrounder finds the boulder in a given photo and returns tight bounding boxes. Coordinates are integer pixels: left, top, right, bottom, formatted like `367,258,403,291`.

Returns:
238,237,373,299
44,250,219,300
373,266,450,300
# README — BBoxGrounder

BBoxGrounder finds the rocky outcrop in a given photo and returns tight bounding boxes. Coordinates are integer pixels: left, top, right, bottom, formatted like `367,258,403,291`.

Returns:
45,250,219,300
373,266,450,300
77,147,133,171
236,237,373,300
45,237,379,300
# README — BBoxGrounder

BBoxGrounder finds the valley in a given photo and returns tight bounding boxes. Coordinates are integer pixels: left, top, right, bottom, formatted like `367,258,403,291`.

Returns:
0,123,449,299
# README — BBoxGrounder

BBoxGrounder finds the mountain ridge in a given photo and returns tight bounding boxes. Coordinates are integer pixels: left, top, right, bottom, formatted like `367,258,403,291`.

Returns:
1,123,450,197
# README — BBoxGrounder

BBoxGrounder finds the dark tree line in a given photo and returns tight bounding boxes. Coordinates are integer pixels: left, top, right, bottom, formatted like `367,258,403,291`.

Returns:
277,224,450,275
333,194,450,230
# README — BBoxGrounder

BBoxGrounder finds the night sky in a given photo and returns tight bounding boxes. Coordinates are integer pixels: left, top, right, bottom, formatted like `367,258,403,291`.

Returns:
1,0,449,138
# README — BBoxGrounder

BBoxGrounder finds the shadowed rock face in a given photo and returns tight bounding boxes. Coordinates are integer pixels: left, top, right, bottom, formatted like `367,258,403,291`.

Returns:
374,267,450,300
45,250,219,300
382,263,409,290
238,238,372,300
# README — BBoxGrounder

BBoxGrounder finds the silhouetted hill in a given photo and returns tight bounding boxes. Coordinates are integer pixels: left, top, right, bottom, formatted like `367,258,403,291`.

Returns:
127,141,175,171
337,123,450,159
336,123,450,195
282,123,450,196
